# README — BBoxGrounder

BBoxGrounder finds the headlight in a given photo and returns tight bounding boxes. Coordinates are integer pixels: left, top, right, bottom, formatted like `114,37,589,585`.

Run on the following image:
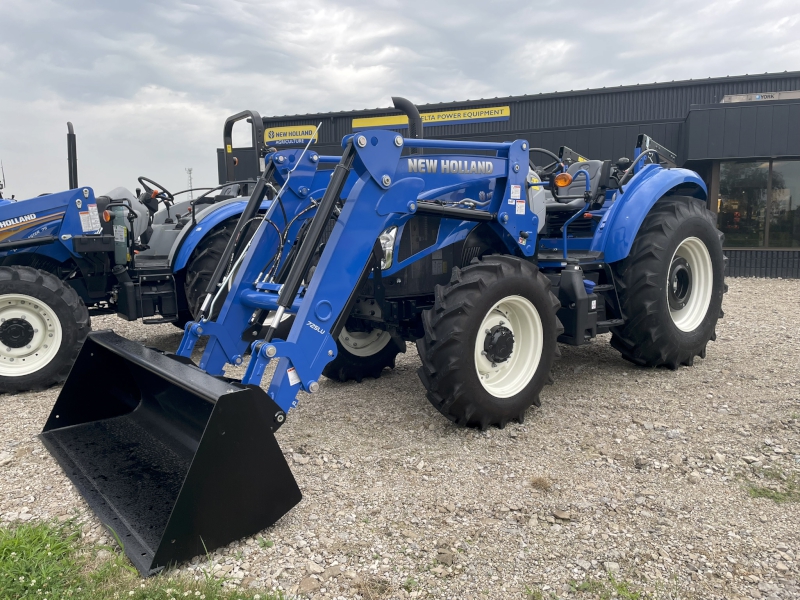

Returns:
379,226,397,270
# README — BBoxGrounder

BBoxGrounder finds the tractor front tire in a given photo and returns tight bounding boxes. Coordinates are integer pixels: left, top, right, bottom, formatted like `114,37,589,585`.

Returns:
0,266,90,393
184,217,257,319
610,195,726,369
322,326,405,382
417,255,562,429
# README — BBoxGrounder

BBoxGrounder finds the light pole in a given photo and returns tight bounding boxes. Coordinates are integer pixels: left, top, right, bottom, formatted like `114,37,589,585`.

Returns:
185,168,194,200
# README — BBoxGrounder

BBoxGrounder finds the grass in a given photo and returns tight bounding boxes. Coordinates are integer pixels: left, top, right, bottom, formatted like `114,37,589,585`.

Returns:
0,519,282,600
529,476,552,492
525,573,650,600
256,537,273,550
524,586,545,600
355,575,391,600
548,573,693,600
746,467,800,503
571,579,607,595
606,575,646,600
748,482,800,503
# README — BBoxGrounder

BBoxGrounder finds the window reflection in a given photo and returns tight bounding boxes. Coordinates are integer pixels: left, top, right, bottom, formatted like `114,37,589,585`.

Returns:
769,161,800,248
718,161,768,247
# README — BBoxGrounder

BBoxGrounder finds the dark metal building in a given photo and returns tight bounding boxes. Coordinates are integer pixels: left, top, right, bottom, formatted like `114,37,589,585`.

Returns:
222,71,800,277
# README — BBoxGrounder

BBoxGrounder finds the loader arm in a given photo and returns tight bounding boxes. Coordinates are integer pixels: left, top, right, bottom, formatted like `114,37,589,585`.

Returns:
214,130,533,412
175,151,346,371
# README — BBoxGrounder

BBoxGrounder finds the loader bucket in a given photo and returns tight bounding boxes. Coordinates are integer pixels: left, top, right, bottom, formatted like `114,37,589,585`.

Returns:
39,331,301,576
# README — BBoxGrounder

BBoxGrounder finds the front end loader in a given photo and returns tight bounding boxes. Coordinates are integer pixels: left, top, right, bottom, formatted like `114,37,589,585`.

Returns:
41,102,725,575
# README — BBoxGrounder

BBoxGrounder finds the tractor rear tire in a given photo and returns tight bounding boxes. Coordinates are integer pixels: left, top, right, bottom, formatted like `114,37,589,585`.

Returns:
0,266,90,393
184,217,257,319
417,255,562,429
610,195,726,369
322,327,405,382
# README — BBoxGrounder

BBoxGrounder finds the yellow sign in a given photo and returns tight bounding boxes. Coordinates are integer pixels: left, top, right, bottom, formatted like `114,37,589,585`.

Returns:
353,106,510,130
264,125,319,145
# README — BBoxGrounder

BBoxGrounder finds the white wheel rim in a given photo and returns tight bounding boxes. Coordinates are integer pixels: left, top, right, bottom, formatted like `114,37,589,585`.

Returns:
474,295,543,398
0,294,63,377
339,326,391,357
668,236,713,332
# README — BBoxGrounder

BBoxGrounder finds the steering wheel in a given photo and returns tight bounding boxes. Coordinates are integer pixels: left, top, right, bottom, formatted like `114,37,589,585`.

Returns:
528,148,562,176
137,176,175,205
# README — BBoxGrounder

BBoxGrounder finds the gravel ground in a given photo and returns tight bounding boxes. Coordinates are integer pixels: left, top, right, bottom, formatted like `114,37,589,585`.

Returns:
1,277,799,600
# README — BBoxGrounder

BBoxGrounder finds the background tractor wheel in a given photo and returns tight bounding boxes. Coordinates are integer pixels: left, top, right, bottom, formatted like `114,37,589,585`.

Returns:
171,310,194,331
417,255,562,429
184,216,257,319
322,326,405,382
610,195,726,369
0,266,90,393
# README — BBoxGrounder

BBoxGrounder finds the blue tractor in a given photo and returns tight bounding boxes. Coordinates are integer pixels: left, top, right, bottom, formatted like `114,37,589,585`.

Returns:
0,113,284,393
38,99,725,575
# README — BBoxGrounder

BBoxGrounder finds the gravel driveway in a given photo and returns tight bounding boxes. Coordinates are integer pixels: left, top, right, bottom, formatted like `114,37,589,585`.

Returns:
1,277,798,600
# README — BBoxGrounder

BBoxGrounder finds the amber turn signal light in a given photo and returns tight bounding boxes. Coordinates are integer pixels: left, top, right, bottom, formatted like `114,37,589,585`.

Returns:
554,173,573,187
102,210,112,222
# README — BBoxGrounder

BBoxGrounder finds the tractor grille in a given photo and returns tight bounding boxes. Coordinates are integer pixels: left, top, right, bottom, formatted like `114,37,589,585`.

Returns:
398,216,441,262
545,211,593,238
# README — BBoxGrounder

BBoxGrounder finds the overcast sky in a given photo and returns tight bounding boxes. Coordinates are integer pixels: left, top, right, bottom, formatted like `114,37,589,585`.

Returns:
1,0,798,199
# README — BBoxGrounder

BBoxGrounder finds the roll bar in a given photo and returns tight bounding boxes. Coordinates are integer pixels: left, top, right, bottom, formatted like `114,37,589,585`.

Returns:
223,110,266,182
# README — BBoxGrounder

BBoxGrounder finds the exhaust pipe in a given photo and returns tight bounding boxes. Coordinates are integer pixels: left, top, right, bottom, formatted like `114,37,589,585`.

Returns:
67,122,78,190
392,97,423,155
391,97,423,140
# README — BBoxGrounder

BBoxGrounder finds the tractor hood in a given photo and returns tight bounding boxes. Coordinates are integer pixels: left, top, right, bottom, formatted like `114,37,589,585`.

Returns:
0,192,72,244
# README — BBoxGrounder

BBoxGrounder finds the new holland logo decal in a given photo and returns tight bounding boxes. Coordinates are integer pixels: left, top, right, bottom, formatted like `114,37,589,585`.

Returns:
0,213,37,230
407,158,494,174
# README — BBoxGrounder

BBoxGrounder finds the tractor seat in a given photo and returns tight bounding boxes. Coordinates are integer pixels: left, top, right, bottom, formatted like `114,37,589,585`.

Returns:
546,160,607,212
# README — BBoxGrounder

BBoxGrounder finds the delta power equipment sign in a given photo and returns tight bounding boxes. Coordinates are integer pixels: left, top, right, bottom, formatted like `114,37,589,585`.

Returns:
352,106,510,130
262,106,511,146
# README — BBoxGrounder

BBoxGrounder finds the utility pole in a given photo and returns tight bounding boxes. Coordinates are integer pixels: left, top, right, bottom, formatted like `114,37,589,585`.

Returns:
185,168,194,200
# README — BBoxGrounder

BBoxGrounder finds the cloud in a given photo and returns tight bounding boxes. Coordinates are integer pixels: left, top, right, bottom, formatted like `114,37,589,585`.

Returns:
1,0,798,199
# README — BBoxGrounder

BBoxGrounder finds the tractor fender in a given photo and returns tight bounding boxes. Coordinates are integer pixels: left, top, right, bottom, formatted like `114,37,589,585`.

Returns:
169,198,271,272
591,165,707,264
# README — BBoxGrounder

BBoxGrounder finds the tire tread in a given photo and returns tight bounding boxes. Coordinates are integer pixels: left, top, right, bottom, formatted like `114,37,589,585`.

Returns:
0,266,90,393
417,255,561,429
610,196,726,368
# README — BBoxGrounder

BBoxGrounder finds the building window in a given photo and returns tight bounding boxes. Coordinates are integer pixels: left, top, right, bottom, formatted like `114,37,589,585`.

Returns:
718,161,769,247
718,159,800,248
769,161,800,248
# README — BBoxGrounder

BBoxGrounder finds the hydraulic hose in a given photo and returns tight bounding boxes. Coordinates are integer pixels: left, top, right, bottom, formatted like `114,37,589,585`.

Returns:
262,141,355,342
199,162,276,317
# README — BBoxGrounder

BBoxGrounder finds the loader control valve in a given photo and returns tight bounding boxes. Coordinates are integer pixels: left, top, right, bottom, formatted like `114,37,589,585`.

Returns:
483,324,514,364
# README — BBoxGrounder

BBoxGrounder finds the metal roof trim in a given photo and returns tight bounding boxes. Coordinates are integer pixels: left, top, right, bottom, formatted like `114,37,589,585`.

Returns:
262,71,800,122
